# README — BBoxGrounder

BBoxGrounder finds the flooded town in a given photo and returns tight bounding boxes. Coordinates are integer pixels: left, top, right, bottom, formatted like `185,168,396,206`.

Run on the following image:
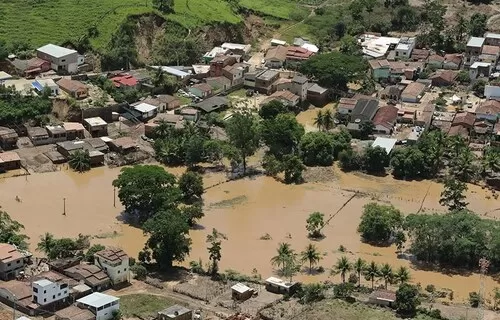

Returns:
2,0,500,320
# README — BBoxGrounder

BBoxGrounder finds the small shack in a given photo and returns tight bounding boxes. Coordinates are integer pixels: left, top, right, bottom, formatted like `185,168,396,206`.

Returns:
265,277,298,294
368,289,396,307
0,127,19,149
83,117,107,137
63,122,85,140
45,125,67,143
231,283,253,301
0,151,21,171
88,150,105,166
157,304,192,320
85,138,109,153
109,137,138,154
133,102,158,121
56,140,86,158
27,127,50,146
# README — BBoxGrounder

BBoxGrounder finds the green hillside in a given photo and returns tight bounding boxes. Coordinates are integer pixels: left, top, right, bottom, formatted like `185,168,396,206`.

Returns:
0,0,241,50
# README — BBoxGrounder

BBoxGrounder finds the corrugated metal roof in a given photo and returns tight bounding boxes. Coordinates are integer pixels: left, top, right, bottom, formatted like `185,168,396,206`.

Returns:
37,44,77,58
372,137,397,154
77,292,119,307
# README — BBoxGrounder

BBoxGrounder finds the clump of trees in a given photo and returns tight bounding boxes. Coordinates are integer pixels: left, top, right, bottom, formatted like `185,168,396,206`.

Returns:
37,233,91,260
306,212,325,239
206,228,227,276
357,203,404,245
0,209,29,249
299,130,351,167
0,85,52,126
113,165,206,270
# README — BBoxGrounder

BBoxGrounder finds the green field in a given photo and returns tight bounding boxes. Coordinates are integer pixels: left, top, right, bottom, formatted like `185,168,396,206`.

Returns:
239,0,299,19
0,0,240,50
119,294,177,318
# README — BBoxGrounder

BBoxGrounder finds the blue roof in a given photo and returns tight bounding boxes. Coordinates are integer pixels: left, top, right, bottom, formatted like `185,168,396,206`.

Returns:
32,81,43,91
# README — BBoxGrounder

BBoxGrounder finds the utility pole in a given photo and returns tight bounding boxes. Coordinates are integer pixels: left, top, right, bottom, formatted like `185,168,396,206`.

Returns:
63,197,66,215
113,187,116,208
479,257,490,320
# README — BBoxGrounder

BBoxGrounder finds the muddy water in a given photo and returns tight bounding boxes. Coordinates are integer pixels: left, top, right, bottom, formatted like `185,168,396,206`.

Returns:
1,165,499,303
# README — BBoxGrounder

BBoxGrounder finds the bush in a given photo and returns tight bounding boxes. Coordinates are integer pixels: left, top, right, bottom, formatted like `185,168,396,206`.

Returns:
189,259,205,274
333,282,355,299
130,264,147,280
425,284,436,293
469,291,481,308
296,283,325,303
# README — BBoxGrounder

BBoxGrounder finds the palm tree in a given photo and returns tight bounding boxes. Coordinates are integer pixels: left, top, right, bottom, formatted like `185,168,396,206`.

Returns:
332,256,351,283
154,119,172,138
68,150,91,173
301,243,322,274
314,110,324,131
323,109,334,131
364,261,379,289
394,266,411,284
482,148,500,174
37,232,54,255
380,263,394,289
271,242,294,272
353,257,367,287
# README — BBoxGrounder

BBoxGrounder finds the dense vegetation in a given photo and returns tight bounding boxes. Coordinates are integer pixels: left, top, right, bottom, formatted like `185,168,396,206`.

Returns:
0,210,29,250
0,86,52,126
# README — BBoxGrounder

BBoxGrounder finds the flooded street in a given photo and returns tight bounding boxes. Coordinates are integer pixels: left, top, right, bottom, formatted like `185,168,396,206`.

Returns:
0,165,499,303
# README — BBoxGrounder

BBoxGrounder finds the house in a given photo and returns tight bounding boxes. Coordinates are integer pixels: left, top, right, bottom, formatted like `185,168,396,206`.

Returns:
63,122,85,140
36,44,79,73
205,76,232,93
350,99,379,123
448,124,469,137
83,117,107,137
443,54,462,70
429,70,457,87
359,34,400,58
195,96,229,113
56,79,88,99
56,141,86,158
480,45,500,65
395,37,415,59
485,84,500,100
0,127,18,149
178,107,199,122
152,66,191,81
306,83,329,107
27,127,50,146
32,79,59,96
380,85,402,100
337,98,357,115
0,151,21,171
261,90,300,108
108,137,138,154
32,279,69,305
110,74,138,89
369,289,396,307
63,264,111,291
290,75,309,102
158,305,192,320
255,70,280,94
452,112,476,132
372,137,397,154
0,280,34,315
265,45,288,69
141,95,181,112
189,83,213,98
372,105,399,134
411,49,430,61
221,43,252,56
475,100,500,122
368,59,391,81
473,120,493,137
469,61,492,80
202,47,229,63
55,305,95,320
265,277,298,294
484,32,500,46
45,125,67,143
231,283,253,301
133,102,158,121
85,138,109,153
210,55,237,77
286,46,314,63
398,108,416,123
76,292,119,320
401,82,427,103
427,54,445,69
0,243,30,280
465,37,485,65
10,57,51,77
94,248,129,285
222,63,247,87
415,103,435,130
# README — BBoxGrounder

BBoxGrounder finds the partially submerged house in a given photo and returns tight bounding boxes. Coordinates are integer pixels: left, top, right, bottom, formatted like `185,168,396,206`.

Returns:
63,122,86,140
108,137,138,154
45,125,67,143
0,151,21,171
0,243,31,280
83,117,107,137
27,127,50,146
63,264,111,292
0,127,18,149
94,248,129,285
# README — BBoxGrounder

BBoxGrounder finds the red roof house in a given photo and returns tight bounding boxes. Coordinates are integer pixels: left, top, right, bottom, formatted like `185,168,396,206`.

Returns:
286,46,314,62
110,74,138,88
373,105,399,134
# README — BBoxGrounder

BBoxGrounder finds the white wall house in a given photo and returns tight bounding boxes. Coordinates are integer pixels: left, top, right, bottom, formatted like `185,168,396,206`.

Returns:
36,44,79,73
32,279,69,305
485,85,500,100
94,248,129,285
395,37,415,59
77,292,120,320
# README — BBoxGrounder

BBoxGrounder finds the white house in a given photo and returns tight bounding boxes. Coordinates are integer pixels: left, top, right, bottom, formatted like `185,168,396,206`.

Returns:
133,102,158,120
94,248,129,285
395,37,415,59
32,79,59,96
36,44,79,73
469,61,492,80
77,292,120,320
32,279,69,305
485,85,500,100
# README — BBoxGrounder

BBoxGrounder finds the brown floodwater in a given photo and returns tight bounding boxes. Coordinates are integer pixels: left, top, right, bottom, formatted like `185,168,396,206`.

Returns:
0,165,499,303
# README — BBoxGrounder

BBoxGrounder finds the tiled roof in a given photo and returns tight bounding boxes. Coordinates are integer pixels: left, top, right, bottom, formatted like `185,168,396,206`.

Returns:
95,247,128,263
482,45,500,56
372,105,399,129
476,100,500,115
453,112,476,127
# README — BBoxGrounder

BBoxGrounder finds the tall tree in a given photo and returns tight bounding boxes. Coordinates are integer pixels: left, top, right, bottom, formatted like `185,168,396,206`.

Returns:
364,261,380,289
362,146,390,174
439,176,468,211
112,165,181,223
354,258,367,287
282,155,305,184
178,171,203,203
469,13,487,37
299,132,335,166
323,109,334,131
380,263,394,289
271,243,294,273
225,112,260,175
258,100,287,120
333,256,352,283
261,113,304,159
395,266,411,284
314,110,325,131
306,212,325,238
282,253,300,282
358,203,403,244
301,243,322,273
36,232,54,256
395,284,421,317
0,210,29,249
206,228,227,275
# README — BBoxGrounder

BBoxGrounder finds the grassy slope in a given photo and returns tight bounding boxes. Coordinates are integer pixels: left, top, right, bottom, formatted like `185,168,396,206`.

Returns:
0,0,240,50
119,294,177,318
239,0,299,19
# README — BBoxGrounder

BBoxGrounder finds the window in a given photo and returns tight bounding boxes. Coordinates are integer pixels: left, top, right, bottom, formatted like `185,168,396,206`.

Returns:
33,287,38,293
117,270,120,274
58,293,61,296
44,298,47,302
61,59,66,62
16,260,20,264
64,290,67,294
124,268,127,271
53,295,55,299
44,290,47,294
7,263,11,267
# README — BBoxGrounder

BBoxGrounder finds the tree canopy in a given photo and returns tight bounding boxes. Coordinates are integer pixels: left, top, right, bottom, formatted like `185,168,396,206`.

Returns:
226,112,260,174
357,203,403,244
0,210,29,249
299,132,335,166
0,86,52,126
258,100,288,120
261,113,304,160
395,284,420,317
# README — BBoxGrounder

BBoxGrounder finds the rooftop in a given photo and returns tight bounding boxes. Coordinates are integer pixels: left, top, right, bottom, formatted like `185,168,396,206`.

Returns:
396,37,415,51
27,126,49,137
196,96,229,113
411,49,430,60
64,264,110,286
203,47,228,59
293,75,308,84
372,105,399,129
231,283,252,294
485,32,500,39
467,37,485,48
338,98,357,110
270,90,299,102
133,102,157,114
359,34,400,58
428,54,444,62
57,140,86,151
158,304,191,317
257,69,279,81
265,276,295,288
444,53,462,65
477,100,500,114
37,44,77,58
370,289,396,302
63,122,85,132
271,39,287,46
286,46,314,60
153,66,191,78
482,45,500,56
33,279,52,287
0,243,25,264
372,137,397,154
351,99,379,121
77,292,119,308
453,112,476,127
46,125,66,135
111,137,137,150
192,83,213,92
110,74,138,88
307,83,328,94
401,81,426,98
84,117,107,127
265,45,288,62
55,305,95,320
221,43,251,53
0,151,21,163
94,247,128,263
56,78,87,92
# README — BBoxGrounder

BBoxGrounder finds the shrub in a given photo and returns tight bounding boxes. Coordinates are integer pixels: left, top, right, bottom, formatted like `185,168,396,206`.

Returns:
130,264,147,280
